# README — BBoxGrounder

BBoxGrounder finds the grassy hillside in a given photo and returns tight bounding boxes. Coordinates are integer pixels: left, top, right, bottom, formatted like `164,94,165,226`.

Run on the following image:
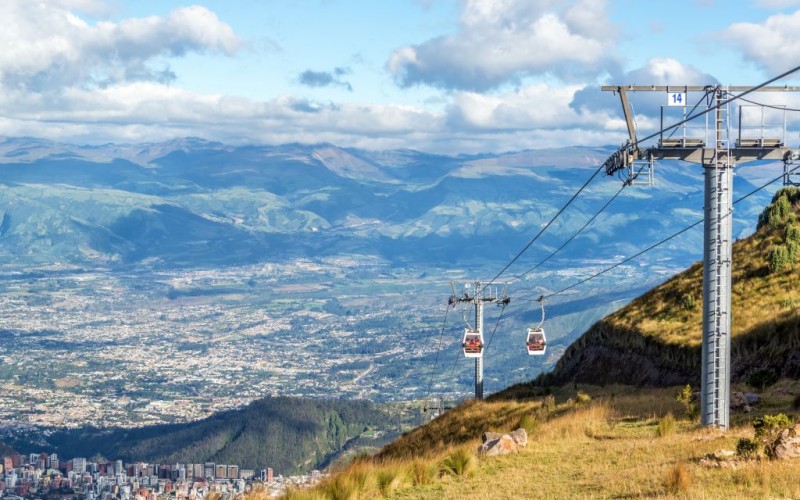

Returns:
270,383,800,499
543,187,800,387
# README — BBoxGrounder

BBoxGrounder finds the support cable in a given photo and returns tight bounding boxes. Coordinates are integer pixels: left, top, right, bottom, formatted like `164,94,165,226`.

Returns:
483,302,508,353
486,163,605,286
736,95,800,113
511,162,647,283
424,304,451,403
628,64,800,151
522,162,800,301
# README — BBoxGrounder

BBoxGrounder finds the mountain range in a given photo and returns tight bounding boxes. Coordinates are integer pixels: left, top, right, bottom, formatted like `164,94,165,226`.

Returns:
0,136,782,273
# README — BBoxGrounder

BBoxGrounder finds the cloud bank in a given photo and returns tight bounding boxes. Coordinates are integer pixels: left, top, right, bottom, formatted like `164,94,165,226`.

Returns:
0,1,239,91
387,0,619,91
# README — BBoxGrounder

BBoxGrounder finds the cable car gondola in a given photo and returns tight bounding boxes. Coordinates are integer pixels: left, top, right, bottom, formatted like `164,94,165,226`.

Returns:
462,328,483,358
526,296,547,356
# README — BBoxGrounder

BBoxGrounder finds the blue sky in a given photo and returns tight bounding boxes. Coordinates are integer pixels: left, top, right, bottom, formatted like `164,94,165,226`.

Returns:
2,0,800,153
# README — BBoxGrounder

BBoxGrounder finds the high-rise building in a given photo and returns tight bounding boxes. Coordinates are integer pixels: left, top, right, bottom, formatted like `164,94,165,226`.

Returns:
204,463,215,480
3,457,13,472
227,465,239,479
72,458,87,474
193,464,203,479
215,465,227,479
267,468,273,483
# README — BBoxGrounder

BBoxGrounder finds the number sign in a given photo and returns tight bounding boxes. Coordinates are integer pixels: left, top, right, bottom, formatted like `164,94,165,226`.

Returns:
667,92,686,107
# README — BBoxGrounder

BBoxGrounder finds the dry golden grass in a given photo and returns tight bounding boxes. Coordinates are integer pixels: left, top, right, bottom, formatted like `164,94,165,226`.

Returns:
270,384,800,499
607,194,800,351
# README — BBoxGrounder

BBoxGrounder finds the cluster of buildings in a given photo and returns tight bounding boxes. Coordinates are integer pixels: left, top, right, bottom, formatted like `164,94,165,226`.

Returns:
0,452,323,499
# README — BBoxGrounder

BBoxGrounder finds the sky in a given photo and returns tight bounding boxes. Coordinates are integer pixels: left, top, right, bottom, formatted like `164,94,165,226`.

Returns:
3,0,800,154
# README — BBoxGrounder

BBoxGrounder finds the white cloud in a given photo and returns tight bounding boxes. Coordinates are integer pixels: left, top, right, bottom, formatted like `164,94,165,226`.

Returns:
719,10,800,74
447,84,617,131
387,0,619,90
0,1,240,91
755,0,800,8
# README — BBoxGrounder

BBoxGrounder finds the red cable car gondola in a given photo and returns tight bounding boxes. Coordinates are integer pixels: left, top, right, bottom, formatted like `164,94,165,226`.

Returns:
526,296,547,356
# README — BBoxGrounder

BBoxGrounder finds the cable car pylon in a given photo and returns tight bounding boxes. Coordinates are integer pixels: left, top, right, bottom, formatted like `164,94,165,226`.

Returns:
601,82,800,429
449,281,507,400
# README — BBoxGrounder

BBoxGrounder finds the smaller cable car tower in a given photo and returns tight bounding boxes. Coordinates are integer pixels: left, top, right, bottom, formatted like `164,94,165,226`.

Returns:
450,281,504,400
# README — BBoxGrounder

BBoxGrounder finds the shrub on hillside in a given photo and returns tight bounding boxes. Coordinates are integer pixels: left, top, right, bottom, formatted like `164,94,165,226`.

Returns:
681,293,697,311
753,413,795,459
746,369,779,390
786,222,800,244
769,244,792,273
656,413,676,437
376,467,407,496
758,187,800,230
736,438,761,460
409,460,437,486
517,413,539,435
664,462,692,495
676,385,698,421
440,448,474,477
542,395,556,414
576,391,592,406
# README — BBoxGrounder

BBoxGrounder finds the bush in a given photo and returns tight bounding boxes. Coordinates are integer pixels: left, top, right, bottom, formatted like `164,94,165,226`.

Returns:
376,467,406,496
736,438,761,460
664,462,692,495
409,460,437,486
542,395,556,414
786,222,800,244
517,413,539,435
676,385,698,421
576,391,592,406
319,477,358,500
788,240,799,262
440,448,474,477
753,413,795,459
681,293,697,311
759,189,798,230
656,413,676,437
746,369,779,390
768,244,792,273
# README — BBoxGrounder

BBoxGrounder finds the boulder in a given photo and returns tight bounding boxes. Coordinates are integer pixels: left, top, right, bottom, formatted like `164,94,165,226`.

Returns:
698,450,738,469
773,425,800,460
744,392,761,406
482,432,503,443
730,392,749,410
509,428,528,447
478,435,517,457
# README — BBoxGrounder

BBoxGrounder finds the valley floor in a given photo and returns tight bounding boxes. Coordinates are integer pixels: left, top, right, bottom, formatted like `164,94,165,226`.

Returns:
270,382,800,499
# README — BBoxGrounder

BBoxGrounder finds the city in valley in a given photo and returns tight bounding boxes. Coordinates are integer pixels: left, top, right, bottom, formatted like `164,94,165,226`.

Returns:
0,254,667,431
0,451,322,499
0,256,440,430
